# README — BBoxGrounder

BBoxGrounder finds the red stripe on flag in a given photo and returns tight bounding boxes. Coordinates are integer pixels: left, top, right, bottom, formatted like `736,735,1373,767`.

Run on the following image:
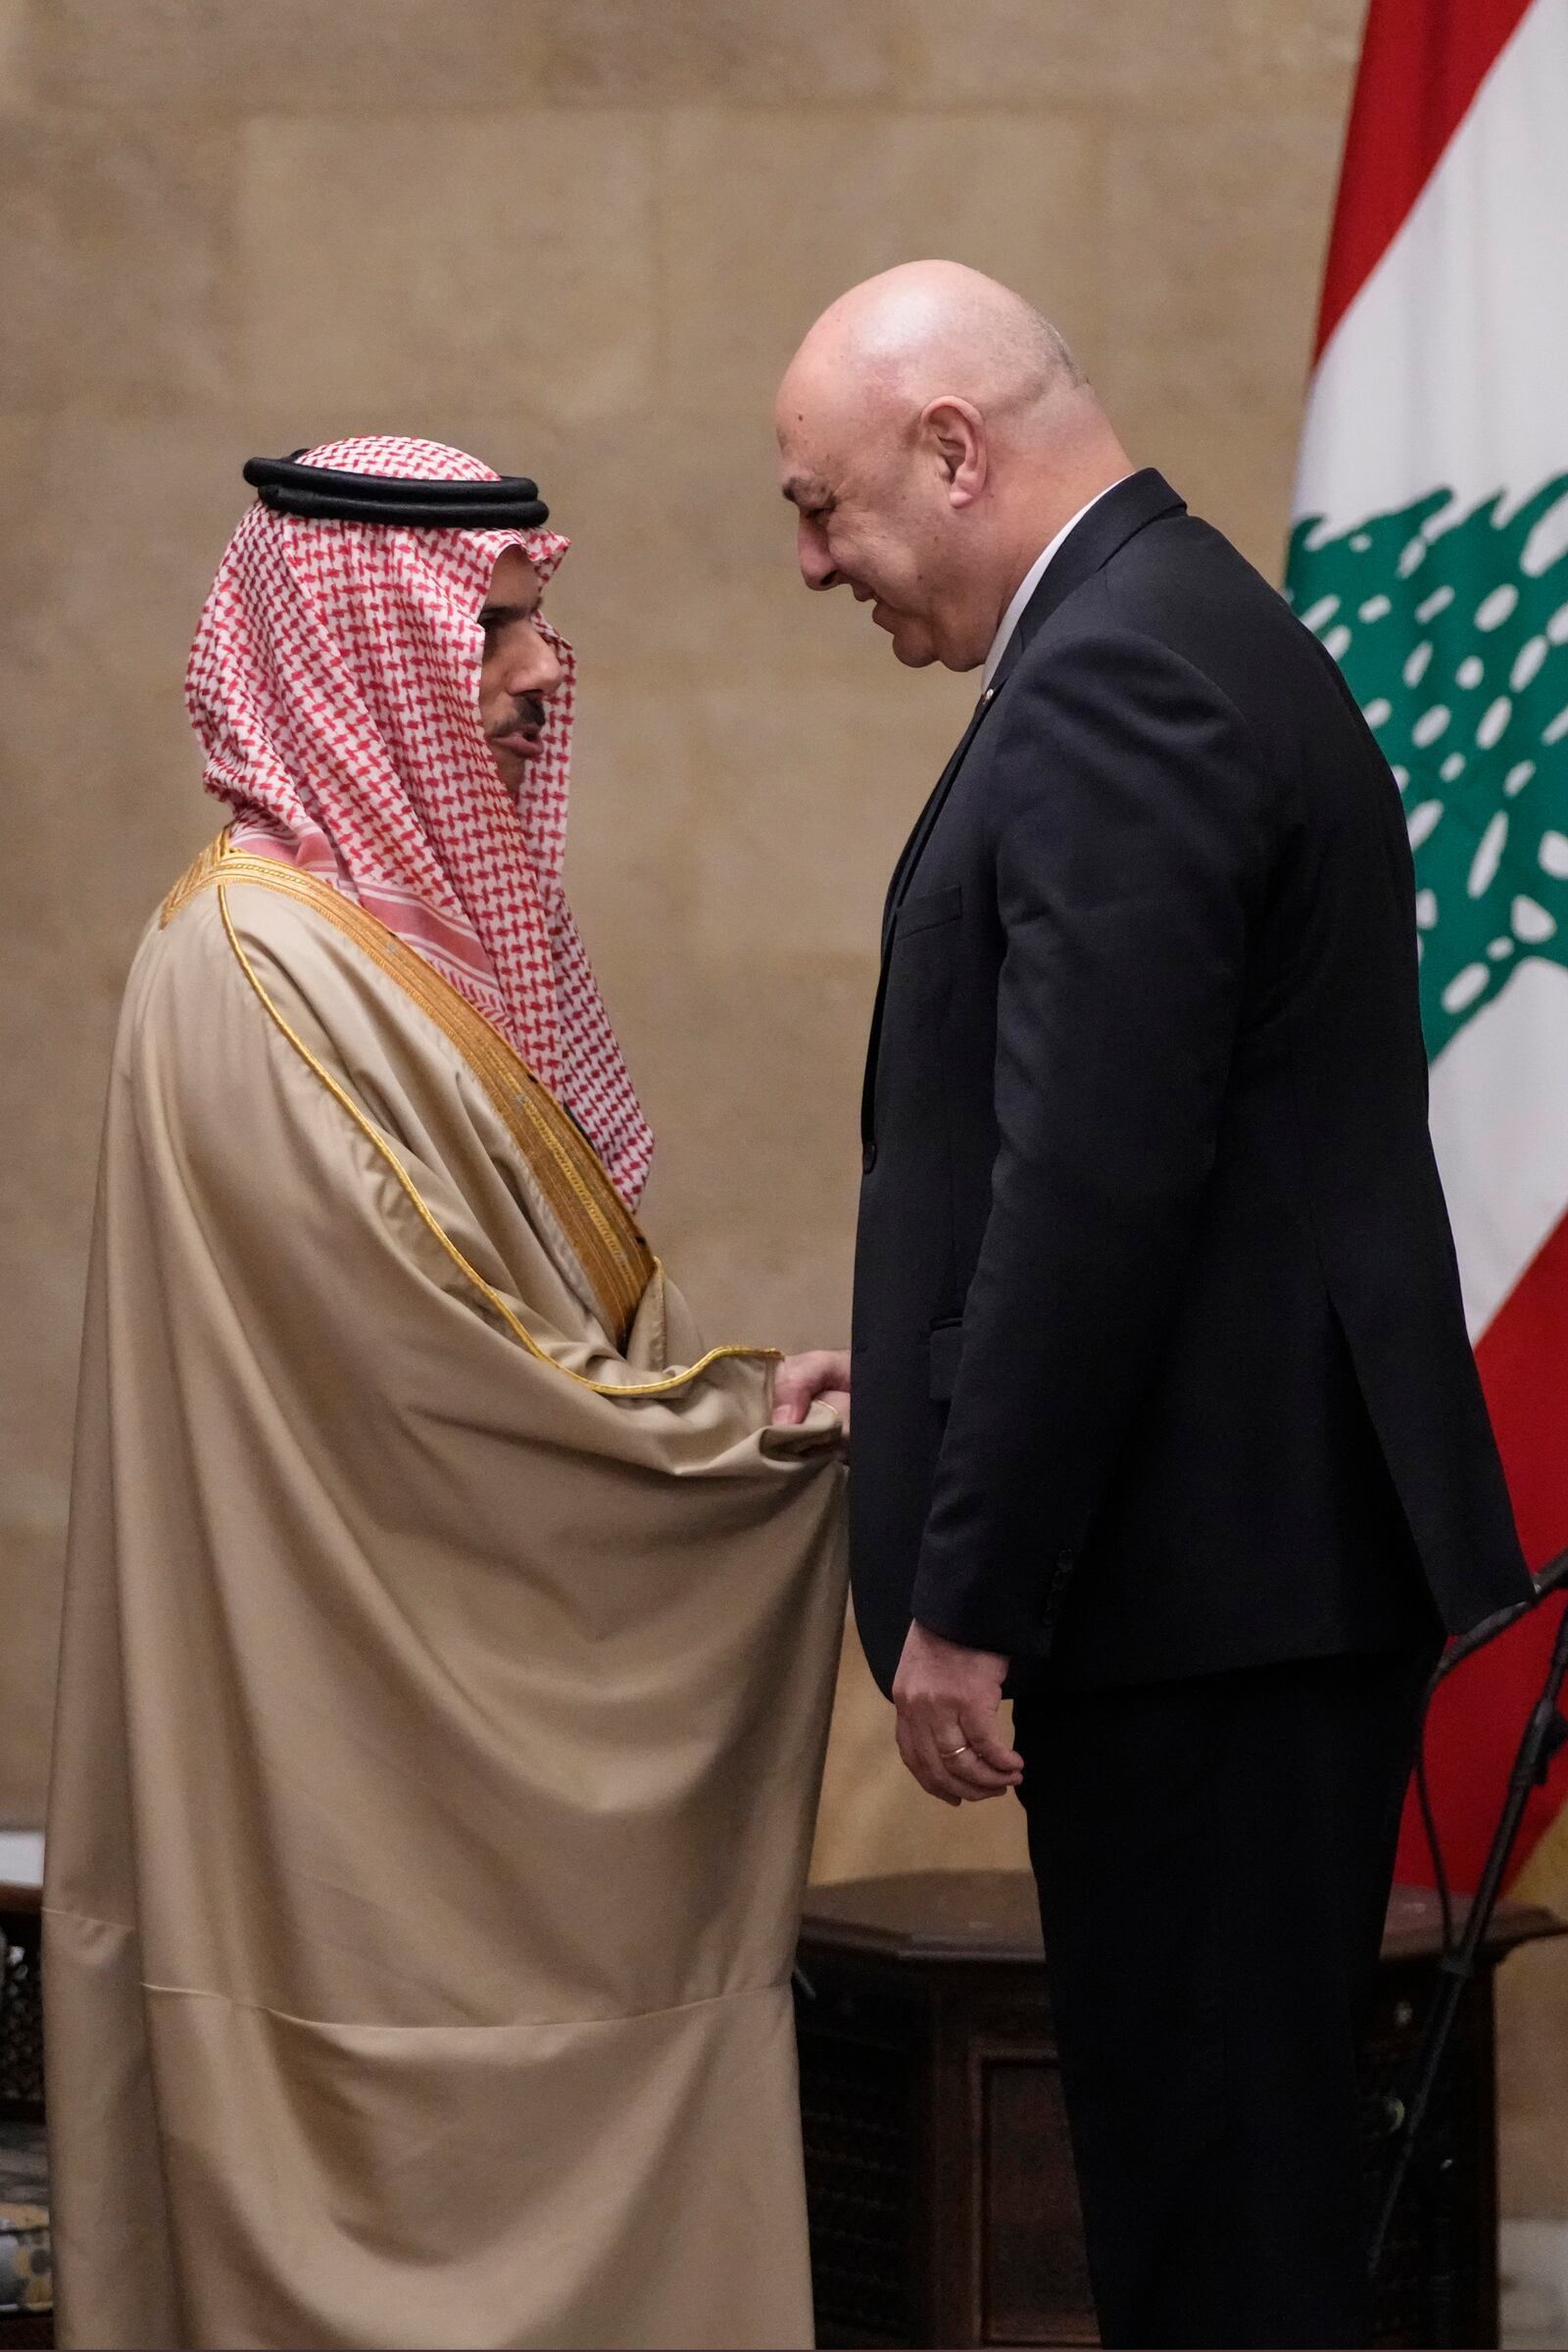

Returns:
1315,0,1536,359
1480,1207,1568,1566
1396,1208,1568,1891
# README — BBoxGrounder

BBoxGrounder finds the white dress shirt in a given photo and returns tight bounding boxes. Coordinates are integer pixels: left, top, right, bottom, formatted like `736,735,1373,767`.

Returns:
980,478,1130,692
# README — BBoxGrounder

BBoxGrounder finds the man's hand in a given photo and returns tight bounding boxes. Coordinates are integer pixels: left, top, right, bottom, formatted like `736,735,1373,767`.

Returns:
892,1620,1022,1806
772,1348,851,1434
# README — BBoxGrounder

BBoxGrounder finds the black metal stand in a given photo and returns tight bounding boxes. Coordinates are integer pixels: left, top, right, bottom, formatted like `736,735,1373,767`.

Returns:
1370,1549,1568,2278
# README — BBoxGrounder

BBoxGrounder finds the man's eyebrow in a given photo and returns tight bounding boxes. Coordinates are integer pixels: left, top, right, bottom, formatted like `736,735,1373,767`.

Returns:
479,597,541,622
781,475,829,510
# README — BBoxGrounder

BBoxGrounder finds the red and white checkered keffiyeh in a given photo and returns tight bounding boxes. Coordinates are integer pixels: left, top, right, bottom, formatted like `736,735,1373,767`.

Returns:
185,434,653,1206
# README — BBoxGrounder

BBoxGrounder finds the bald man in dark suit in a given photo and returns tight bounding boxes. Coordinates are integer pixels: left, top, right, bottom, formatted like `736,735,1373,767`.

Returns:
772,261,1528,2350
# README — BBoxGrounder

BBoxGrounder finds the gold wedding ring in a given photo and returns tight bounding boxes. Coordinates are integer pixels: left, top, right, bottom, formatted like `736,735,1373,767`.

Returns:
940,1743,972,1759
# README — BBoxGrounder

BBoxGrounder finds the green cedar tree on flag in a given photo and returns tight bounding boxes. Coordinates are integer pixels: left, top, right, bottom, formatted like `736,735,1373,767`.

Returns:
1287,0,1568,1899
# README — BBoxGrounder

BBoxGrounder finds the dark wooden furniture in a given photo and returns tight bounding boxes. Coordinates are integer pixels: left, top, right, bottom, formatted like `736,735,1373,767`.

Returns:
795,1871,1563,2350
0,1884,42,2126
0,1877,50,2352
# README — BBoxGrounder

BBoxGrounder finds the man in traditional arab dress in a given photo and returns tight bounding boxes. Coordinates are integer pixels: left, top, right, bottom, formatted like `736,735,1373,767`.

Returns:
43,436,848,2352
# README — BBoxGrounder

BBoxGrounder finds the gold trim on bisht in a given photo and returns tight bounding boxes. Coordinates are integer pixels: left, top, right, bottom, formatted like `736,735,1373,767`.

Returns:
164,831,677,1363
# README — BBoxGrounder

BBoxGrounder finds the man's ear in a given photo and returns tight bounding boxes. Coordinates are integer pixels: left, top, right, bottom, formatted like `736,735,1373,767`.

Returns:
920,397,987,510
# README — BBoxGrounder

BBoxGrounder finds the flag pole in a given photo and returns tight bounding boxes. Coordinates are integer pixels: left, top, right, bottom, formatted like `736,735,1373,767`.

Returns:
1370,1548,1568,2277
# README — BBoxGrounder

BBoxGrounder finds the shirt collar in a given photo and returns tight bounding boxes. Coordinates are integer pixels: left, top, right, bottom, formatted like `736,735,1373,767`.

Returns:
980,477,1131,691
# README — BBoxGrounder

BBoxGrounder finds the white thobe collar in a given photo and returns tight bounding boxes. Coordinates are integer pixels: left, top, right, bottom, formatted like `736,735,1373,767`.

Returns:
980,478,1131,692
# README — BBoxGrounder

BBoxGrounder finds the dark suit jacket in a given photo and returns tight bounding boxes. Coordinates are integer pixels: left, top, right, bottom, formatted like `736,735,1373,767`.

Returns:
851,468,1530,1697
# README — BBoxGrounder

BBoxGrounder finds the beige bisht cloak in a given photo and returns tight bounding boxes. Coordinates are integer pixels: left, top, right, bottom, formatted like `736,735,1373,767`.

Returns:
44,838,848,2352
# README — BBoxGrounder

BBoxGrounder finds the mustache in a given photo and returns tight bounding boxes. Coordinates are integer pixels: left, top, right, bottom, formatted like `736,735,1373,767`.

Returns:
487,693,547,741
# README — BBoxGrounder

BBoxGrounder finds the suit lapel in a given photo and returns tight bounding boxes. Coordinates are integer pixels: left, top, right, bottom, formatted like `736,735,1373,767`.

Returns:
861,687,1000,1148
1002,466,1186,660
880,691,996,952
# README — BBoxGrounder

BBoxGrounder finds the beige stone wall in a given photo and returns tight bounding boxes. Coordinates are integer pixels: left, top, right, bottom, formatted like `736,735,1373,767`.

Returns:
0,0,1363,1824
8,0,1566,2239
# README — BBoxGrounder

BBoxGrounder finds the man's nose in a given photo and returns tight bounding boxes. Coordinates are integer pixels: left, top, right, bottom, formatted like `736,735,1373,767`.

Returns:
508,633,564,700
797,520,839,593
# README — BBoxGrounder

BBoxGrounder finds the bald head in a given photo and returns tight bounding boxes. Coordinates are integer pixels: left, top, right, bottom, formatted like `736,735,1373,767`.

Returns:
776,262,1129,671
782,260,1083,435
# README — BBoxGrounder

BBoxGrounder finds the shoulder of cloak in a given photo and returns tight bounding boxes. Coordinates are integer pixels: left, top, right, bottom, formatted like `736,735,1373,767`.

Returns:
140,844,654,1349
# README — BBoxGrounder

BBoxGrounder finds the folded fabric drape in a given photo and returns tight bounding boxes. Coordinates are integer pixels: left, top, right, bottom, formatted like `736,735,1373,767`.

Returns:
45,848,848,2351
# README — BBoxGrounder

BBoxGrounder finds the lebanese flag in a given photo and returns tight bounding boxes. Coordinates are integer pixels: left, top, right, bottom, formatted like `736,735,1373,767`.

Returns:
1288,0,1568,1899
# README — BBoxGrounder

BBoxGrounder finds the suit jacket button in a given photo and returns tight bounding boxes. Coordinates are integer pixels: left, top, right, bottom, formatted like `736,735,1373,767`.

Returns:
862,1142,878,1172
